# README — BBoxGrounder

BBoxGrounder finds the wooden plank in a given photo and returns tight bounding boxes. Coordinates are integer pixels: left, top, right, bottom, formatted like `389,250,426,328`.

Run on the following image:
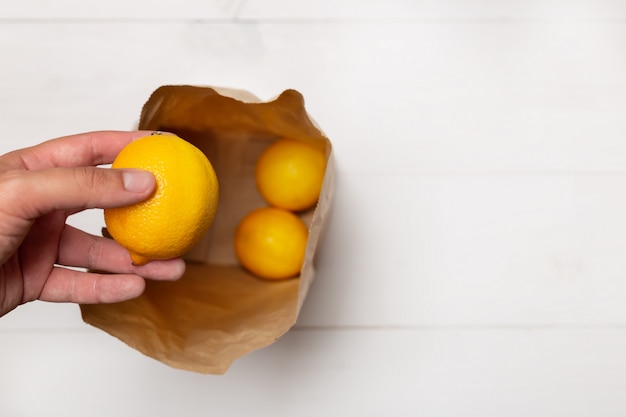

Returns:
0,21,625,174
3,0,626,20
0,0,244,19
2,327,626,416
240,0,626,20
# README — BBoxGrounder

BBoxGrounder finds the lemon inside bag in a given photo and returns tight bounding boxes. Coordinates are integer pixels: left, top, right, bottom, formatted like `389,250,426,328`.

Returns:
80,86,334,374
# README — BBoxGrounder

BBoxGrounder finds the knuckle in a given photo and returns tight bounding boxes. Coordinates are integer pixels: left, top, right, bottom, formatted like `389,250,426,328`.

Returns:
0,170,28,199
87,235,104,268
0,170,39,218
74,167,108,194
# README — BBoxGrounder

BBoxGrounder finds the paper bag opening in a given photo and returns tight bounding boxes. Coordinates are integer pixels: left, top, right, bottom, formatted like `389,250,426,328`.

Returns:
80,86,334,374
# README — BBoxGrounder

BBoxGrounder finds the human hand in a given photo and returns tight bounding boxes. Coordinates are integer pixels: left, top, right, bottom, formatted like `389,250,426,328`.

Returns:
0,131,186,317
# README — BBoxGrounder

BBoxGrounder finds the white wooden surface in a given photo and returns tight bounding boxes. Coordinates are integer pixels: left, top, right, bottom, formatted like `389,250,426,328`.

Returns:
2,1,626,415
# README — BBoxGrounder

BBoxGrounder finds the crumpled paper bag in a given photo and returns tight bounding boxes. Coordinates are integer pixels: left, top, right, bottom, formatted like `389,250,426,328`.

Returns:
80,85,334,374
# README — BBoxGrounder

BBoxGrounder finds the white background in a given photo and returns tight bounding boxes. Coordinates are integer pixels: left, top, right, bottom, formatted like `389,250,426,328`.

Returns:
2,0,626,415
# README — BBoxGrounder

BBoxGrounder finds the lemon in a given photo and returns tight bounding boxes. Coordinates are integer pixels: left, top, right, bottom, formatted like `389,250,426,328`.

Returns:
255,138,326,212
234,207,308,280
104,133,219,265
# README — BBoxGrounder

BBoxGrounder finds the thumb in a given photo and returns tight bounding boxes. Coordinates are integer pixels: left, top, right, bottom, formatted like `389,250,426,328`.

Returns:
0,167,155,218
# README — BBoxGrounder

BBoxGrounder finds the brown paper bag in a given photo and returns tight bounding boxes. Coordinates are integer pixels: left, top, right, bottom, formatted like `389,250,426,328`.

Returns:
80,86,334,374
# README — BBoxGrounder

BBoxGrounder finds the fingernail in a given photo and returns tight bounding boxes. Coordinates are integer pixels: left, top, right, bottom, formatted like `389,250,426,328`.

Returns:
122,169,155,193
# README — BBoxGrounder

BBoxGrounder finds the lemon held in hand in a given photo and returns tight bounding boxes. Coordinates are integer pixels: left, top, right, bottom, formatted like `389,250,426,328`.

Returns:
234,207,308,280
104,133,219,266
255,138,326,212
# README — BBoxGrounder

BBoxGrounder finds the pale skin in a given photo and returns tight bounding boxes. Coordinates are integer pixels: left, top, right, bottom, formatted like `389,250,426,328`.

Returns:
0,131,185,317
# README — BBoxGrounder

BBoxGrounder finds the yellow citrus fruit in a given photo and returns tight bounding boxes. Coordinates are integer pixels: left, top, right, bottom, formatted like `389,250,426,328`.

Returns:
255,138,326,212
234,207,308,280
104,133,219,265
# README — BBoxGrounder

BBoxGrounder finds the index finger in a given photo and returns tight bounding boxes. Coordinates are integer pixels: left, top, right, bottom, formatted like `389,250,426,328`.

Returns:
0,130,155,170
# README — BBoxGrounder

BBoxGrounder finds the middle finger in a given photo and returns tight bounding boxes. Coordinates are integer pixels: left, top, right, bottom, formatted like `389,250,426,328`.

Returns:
57,225,186,281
